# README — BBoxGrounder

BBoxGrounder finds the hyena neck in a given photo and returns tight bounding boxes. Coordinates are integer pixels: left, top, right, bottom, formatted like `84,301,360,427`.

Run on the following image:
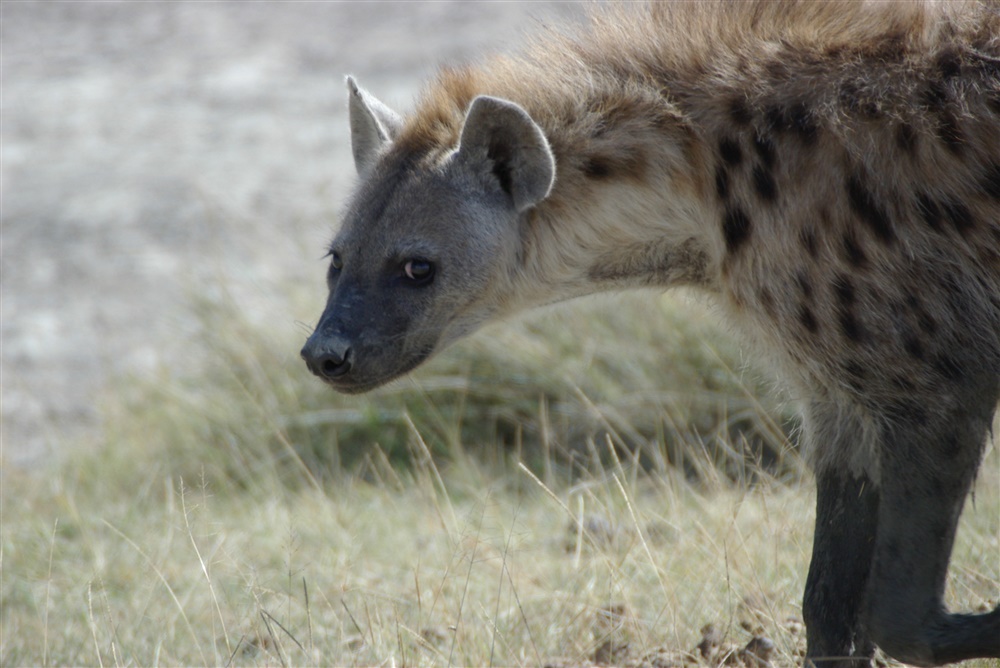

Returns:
525,127,723,296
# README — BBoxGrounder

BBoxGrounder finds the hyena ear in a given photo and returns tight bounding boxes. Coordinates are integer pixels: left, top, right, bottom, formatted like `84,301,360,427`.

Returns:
347,76,403,175
456,95,555,212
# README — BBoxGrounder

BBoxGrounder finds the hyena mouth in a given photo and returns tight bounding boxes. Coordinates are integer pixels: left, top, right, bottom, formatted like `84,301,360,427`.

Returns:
315,344,437,395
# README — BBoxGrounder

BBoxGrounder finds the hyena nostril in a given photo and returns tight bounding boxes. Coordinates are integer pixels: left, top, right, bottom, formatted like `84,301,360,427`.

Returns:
321,354,350,377
317,349,351,378
301,334,353,380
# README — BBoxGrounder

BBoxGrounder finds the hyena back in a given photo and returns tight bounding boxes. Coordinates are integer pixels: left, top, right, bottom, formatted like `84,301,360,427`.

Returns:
301,1,1000,665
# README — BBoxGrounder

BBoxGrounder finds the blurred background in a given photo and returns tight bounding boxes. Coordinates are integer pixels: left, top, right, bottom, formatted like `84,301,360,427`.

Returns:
1,1,581,467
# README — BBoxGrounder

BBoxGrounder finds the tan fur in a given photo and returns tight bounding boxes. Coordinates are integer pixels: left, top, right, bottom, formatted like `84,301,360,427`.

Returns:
304,2,1000,664
397,0,1000,478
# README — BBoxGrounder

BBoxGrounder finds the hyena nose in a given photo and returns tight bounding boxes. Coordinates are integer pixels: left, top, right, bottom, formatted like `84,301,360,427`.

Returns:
300,338,353,380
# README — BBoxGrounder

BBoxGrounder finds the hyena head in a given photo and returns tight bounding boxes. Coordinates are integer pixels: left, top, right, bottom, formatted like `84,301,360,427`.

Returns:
301,78,555,393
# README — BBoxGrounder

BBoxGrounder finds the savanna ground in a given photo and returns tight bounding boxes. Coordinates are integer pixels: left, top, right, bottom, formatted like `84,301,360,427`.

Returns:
2,4,998,667
3,292,998,667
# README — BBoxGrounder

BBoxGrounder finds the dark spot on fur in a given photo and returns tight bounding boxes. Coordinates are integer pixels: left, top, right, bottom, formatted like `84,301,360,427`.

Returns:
839,310,865,343
903,334,925,360
841,232,868,268
921,80,948,110
833,274,855,306
916,193,943,232
796,271,813,298
936,48,962,79
582,146,649,182
847,174,895,244
722,206,752,253
819,207,832,227
765,59,790,80
752,165,777,202
907,295,938,335
730,97,753,126
759,287,776,316
766,105,790,132
834,274,866,344
715,166,730,200
799,305,819,334
582,157,613,180
919,312,938,334
892,375,916,392
801,228,818,258
980,163,1000,200
839,81,859,109
939,270,959,294
933,354,964,382
895,123,917,153
825,44,846,59
719,138,743,166
846,377,865,394
844,360,867,381
789,103,819,145
978,244,1000,268
844,360,867,392
752,133,777,169
894,399,928,426
839,81,881,119
941,200,974,235
907,404,929,426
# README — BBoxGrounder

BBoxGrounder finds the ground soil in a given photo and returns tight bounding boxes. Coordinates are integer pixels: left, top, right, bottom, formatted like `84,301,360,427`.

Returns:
1,1,579,466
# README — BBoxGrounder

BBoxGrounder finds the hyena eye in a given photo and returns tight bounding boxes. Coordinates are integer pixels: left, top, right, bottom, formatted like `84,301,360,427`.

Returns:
329,251,344,271
403,259,435,284
327,251,343,283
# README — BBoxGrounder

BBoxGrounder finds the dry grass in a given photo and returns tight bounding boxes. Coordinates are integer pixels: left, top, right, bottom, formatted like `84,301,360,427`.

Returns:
2,293,997,667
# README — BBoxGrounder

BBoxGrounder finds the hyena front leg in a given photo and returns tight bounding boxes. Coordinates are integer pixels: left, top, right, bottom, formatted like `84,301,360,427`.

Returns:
865,381,1000,666
803,402,879,668
804,470,879,667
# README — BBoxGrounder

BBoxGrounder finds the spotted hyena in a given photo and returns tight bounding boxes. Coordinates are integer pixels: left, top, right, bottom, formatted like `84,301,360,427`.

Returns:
300,1,1000,665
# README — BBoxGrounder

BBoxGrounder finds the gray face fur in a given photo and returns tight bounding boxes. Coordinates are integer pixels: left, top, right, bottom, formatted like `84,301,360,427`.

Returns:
300,79,555,392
